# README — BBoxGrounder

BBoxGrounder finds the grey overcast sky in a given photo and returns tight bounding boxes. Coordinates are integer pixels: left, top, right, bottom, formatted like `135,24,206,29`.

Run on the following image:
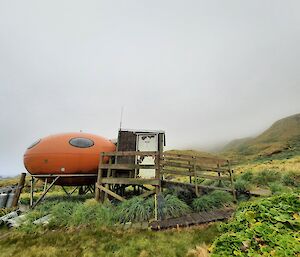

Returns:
0,1,300,176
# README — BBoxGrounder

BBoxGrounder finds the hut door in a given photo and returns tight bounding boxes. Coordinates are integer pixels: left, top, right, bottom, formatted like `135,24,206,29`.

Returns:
136,134,158,178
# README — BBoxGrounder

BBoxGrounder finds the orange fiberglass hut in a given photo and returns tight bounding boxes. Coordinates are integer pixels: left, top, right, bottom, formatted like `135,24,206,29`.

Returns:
23,132,116,186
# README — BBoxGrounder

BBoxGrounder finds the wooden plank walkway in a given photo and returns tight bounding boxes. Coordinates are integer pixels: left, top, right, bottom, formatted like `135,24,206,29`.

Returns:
248,189,271,197
150,208,234,230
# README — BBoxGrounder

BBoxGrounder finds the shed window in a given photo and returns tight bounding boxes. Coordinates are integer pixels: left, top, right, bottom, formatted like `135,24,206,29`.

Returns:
69,138,94,148
27,139,41,149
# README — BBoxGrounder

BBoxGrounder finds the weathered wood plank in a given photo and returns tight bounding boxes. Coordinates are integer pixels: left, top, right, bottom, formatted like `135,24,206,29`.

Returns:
227,160,237,201
249,189,271,196
96,183,125,202
150,208,235,230
95,155,103,201
163,153,229,164
161,161,229,173
101,178,161,185
162,180,234,192
140,190,155,198
101,151,158,157
12,173,26,207
161,169,231,181
100,164,157,170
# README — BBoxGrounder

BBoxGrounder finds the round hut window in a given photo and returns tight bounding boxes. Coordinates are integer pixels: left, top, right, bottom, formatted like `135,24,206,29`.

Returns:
69,137,94,148
27,139,41,149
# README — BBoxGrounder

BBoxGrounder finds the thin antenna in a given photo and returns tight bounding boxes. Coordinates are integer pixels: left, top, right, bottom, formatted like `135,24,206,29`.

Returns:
119,106,124,130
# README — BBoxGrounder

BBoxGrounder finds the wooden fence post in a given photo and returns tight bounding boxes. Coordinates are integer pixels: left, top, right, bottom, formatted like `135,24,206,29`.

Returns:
193,156,199,197
95,153,103,201
11,172,26,207
227,160,237,202
104,157,112,201
217,163,221,186
30,177,35,207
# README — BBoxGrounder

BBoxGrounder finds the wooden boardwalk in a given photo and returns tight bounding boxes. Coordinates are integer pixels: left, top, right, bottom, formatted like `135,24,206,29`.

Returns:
150,208,234,230
95,151,237,205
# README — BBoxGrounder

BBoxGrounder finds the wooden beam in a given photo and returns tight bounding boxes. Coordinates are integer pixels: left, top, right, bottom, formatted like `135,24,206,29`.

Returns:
95,154,103,201
96,183,125,202
100,164,157,170
101,178,160,185
101,151,158,157
228,160,237,202
11,173,26,207
163,153,229,164
140,189,155,198
104,157,112,200
194,157,199,197
162,180,234,192
161,169,231,181
161,161,229,173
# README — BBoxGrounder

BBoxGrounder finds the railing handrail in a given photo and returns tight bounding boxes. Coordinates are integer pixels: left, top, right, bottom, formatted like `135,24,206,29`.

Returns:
163,152,230,164
101,151,159,157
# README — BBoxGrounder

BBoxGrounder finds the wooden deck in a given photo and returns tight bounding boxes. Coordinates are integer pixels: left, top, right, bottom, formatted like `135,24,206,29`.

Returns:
95,151,236,204
150,208,234,230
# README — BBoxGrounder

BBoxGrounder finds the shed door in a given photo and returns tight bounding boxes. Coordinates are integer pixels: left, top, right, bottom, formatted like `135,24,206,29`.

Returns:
137,134,158,178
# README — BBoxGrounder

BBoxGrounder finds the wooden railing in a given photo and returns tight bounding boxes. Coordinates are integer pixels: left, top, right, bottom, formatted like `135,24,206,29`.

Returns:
95,151,162,202
162,153,236,200
95,151,236,202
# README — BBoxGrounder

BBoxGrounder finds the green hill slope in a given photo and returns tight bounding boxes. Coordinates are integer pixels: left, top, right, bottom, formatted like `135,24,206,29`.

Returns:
222,113,300,159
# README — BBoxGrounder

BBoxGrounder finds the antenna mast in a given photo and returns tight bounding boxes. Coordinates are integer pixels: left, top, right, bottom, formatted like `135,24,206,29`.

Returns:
119,106,124,130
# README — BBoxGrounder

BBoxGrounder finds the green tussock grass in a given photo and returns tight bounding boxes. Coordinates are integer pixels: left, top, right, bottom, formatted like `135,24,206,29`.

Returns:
20,198,114,233
116,197,153,223
116,194,191,223
160,194,191,218
18,193,192,232
192,191,233,212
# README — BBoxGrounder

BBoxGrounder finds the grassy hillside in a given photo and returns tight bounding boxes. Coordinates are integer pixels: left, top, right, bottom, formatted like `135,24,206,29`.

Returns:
222,113,300,160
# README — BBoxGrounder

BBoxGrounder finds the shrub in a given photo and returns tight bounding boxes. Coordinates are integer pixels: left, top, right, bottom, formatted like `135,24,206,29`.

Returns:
21,198,115,231
116,195,191,223
211,193,300,256
233,171,254,192
209,191,233,205
238,171,253,182
192,191,233,212
253,170,281,186
268,182,285,195
165,187,196,205
192,195,215,212
48,201,78,227
116,197,153,223
282,171,300,187
161,194,191,218
234,179,251,192
70,199,115,227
